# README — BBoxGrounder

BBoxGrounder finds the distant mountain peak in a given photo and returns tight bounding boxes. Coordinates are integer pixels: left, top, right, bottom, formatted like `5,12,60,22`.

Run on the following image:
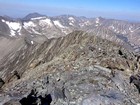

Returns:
96,16,105,21
23,12,46,20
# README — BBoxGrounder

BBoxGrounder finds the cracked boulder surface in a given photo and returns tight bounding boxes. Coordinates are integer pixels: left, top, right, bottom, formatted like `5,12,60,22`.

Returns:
0,31,140,105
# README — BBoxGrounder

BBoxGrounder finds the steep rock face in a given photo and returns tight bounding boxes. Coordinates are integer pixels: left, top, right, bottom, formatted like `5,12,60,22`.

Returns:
0,31,140,105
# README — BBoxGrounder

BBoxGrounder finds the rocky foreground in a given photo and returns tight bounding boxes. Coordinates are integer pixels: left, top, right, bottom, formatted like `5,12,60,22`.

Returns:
0,31,140,105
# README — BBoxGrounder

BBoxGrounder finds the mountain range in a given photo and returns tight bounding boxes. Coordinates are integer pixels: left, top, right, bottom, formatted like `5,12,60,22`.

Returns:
0,13,140,54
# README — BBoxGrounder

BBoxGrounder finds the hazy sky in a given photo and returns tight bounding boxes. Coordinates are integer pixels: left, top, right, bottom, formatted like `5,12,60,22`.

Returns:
0,0,140,21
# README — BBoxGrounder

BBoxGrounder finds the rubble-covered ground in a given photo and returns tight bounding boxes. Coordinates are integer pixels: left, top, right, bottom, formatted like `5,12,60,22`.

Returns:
0,31,140,105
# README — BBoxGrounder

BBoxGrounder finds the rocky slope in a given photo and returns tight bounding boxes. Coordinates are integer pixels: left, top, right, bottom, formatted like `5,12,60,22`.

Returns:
0,31,140,105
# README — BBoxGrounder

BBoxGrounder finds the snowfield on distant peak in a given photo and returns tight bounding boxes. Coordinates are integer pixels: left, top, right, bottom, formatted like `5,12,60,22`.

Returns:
31,16,46,20
23,21,36,28
2,20,21,30
68,17,75,21
1,19,6,23
68,17,75,23
53,20,65,28
96,18,100,24
1,19,21,36
39,18,53,27
69,22,74,26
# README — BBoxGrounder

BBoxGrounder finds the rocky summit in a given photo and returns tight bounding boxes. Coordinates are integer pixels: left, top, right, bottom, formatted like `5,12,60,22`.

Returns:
0,31,140,105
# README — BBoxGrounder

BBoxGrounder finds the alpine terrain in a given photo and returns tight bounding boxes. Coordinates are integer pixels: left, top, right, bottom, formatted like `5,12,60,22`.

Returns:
0,13,140,105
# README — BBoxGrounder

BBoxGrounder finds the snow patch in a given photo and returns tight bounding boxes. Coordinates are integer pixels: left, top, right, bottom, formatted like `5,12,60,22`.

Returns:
24,21,36,28
68,17,75,21
69,22,74,26
5,21,21,30
62,29,68,34
39,18,53,27
31,41,34,44
10,30,16,36
19,33,21,36
80,21,90,27
79,23,84,27
129,27,134,33
1,19,5,23
68,17,75,23
96,18,100,24
109,25,114,29
2,20,21,36
31,17,46,20
84,21,90,25
129,27,140,33
129,27,132,31
17,27,22,35
53,20,65,28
